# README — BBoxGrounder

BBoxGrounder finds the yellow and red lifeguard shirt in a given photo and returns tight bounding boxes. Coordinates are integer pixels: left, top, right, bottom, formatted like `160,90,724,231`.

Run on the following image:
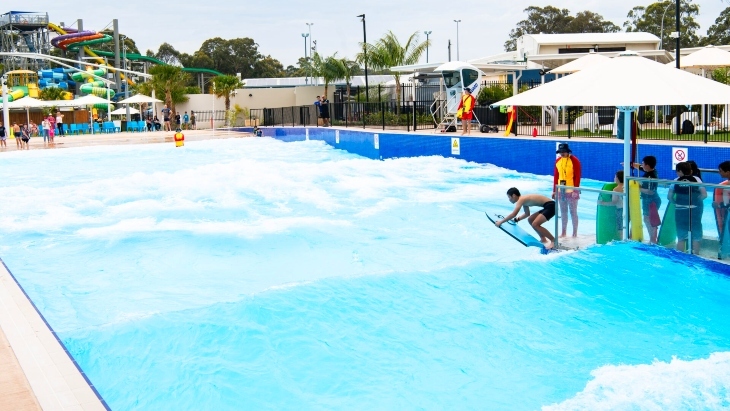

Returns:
553,155,582,195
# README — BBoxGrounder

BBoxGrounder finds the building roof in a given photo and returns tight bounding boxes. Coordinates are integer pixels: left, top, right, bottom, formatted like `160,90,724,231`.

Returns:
523,32,660,46
243,75,394,88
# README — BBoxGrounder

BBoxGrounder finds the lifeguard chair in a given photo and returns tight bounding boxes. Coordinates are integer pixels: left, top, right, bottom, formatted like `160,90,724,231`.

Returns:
431,62,482,132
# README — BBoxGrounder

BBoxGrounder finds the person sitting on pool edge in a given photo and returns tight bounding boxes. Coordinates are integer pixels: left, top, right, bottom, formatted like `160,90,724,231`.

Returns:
495,187,556,249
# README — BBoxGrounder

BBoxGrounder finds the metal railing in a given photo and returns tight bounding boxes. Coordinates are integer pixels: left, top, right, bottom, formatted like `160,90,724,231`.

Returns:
250,81,730,143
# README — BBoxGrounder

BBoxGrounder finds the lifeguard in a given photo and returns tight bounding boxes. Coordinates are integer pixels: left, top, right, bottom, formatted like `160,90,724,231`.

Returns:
174,128,184,147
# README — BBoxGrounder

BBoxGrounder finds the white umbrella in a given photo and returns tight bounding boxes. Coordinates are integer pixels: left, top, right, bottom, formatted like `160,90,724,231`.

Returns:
550,53,609,74
680,45,730,69
493,50,730,240
117,94,162,104
73,94,111,106
110,107,139,115
7,96,48,127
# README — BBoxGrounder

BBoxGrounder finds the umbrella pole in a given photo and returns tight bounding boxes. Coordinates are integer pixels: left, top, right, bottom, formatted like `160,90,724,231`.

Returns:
620,106,637,241
26,107,30,129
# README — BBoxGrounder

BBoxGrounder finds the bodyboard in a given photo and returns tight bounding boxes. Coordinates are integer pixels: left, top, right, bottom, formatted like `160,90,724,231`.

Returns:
596,182,618,244
485,212,544,248
658,197,677,247
629,180,643,242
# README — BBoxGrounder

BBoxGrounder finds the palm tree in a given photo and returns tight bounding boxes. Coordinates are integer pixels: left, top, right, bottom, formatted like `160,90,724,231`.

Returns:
357,31,430,113
148,65,190,120
211,75,243,125
336,58,360,103
309,52,346,99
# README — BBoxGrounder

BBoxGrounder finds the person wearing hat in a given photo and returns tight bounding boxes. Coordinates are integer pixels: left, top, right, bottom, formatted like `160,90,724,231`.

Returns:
553,143,582,238
457,87,476,135
173,127,184,147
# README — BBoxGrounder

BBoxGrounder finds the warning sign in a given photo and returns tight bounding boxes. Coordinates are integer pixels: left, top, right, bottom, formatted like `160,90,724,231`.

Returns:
374,134,379,150
671,147,688,168
451,137,460,155
335,130,340,144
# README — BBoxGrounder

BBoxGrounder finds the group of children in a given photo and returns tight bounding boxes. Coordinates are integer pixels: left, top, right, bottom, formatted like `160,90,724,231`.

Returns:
496,154,730,255
0,114,62,150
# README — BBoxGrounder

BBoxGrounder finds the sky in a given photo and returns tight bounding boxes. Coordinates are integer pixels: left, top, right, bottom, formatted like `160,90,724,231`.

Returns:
6,0,729,68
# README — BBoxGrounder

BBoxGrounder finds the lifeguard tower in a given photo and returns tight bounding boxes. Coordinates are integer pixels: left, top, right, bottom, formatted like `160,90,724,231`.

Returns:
0,11,51,71
431,62,482,131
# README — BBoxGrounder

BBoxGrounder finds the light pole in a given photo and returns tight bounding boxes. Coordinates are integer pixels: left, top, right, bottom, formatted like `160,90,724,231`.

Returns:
306,22,313,55
675,0,680,68
301,33,309,84
306,22,314,85
424,31,432,63
357,14,369,103
454,20,461,61
659,2,672,50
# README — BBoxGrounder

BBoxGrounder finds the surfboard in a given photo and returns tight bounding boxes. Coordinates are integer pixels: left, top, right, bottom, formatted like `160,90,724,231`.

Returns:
485,212,545,248
596,182,618,244
658,195,677,247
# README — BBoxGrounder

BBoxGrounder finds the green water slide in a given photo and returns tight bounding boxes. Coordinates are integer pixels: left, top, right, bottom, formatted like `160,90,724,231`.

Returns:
90,49,223,76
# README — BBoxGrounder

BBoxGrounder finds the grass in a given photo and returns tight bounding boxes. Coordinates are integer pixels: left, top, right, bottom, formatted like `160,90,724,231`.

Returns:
548,128,730,143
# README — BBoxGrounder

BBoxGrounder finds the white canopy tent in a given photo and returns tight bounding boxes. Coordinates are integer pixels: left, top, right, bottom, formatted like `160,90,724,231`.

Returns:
550,53,609,74
676,45,730,129
493,50,730,239
117,94,162,104
110,107,139,116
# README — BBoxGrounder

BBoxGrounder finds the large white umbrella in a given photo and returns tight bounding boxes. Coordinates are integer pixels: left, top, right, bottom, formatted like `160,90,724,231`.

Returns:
7,96,48,126
493,50,730,239
117,94,162,104
73,94,111,106
680,45,730,69
550,53,609,74
110,107,139,115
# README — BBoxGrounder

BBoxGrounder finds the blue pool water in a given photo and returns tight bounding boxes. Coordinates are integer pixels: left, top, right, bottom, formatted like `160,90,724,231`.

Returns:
1,137,729,410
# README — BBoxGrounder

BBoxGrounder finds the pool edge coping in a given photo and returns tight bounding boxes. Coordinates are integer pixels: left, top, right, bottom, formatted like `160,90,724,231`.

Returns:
0,258,109,411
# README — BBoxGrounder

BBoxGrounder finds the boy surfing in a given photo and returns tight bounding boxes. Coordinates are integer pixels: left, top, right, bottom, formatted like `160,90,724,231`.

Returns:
495,188,556,249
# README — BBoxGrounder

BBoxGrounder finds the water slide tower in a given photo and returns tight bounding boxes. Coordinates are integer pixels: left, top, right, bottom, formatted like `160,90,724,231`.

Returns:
0,11,51,71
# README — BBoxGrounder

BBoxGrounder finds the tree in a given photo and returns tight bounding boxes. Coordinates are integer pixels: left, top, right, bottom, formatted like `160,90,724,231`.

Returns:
704,7,730,46
39,87,68,101
254,55,285,78
569,11,621,33
154,43,182,65
335,58,361,102
358,31,429,113
211,74,243,125
97,31,140,54
148,65,190,120
504,6,574,51
285,57,309,77
624,1,701,50
309,52,344,98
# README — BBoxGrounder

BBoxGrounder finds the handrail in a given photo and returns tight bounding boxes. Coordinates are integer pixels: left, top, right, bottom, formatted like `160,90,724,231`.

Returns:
553,184,622,250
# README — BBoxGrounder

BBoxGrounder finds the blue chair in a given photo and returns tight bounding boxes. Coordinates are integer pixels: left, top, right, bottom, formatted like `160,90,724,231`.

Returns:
128,121,141,132
69,124,80,135
83,123,92,134
93,122,101,134
102,121,115,133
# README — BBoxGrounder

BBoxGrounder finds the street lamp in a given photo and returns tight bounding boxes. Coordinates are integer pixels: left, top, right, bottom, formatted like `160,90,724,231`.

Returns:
675,0,680,69
301,33,309,84
424,31,432,63
659,2,672,50
357,14,369,103
454,20,461,61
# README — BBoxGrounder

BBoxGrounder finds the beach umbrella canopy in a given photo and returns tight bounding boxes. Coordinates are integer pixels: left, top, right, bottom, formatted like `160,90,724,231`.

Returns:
117,94,162,104
550,53,610,74
110,107,139,115
679,45,730,69
8,96,48,108
493,51,730,107
73,94,111,106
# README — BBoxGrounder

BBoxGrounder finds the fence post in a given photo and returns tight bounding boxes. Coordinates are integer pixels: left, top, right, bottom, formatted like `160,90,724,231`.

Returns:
704,104,708,144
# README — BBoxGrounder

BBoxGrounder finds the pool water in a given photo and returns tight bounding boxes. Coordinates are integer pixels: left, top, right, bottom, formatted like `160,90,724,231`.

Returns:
0,138,729,410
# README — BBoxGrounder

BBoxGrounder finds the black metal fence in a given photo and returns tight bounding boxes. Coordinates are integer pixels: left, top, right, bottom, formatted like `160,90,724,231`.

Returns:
248,81,730,143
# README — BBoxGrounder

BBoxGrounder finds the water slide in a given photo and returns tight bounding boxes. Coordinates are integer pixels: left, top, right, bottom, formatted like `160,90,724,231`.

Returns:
87,49,223,76
47,23,134,86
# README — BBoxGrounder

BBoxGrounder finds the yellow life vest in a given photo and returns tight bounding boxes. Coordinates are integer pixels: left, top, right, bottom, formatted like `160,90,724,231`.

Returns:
461,94,474,112
556,157,575,191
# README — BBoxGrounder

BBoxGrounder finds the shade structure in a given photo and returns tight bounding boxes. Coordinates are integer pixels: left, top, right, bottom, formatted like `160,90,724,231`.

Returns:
110,107,139,115
679,45,730,69
492,51,730,107
73,94,111,106
117,94,162,104
8,96,48,108
493,50,730,242
550,53,609,74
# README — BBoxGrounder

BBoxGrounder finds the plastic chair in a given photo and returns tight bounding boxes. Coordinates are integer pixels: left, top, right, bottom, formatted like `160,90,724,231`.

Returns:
69,124,79,135
129,121,141,132
93,122,101,134
102,121,116,133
